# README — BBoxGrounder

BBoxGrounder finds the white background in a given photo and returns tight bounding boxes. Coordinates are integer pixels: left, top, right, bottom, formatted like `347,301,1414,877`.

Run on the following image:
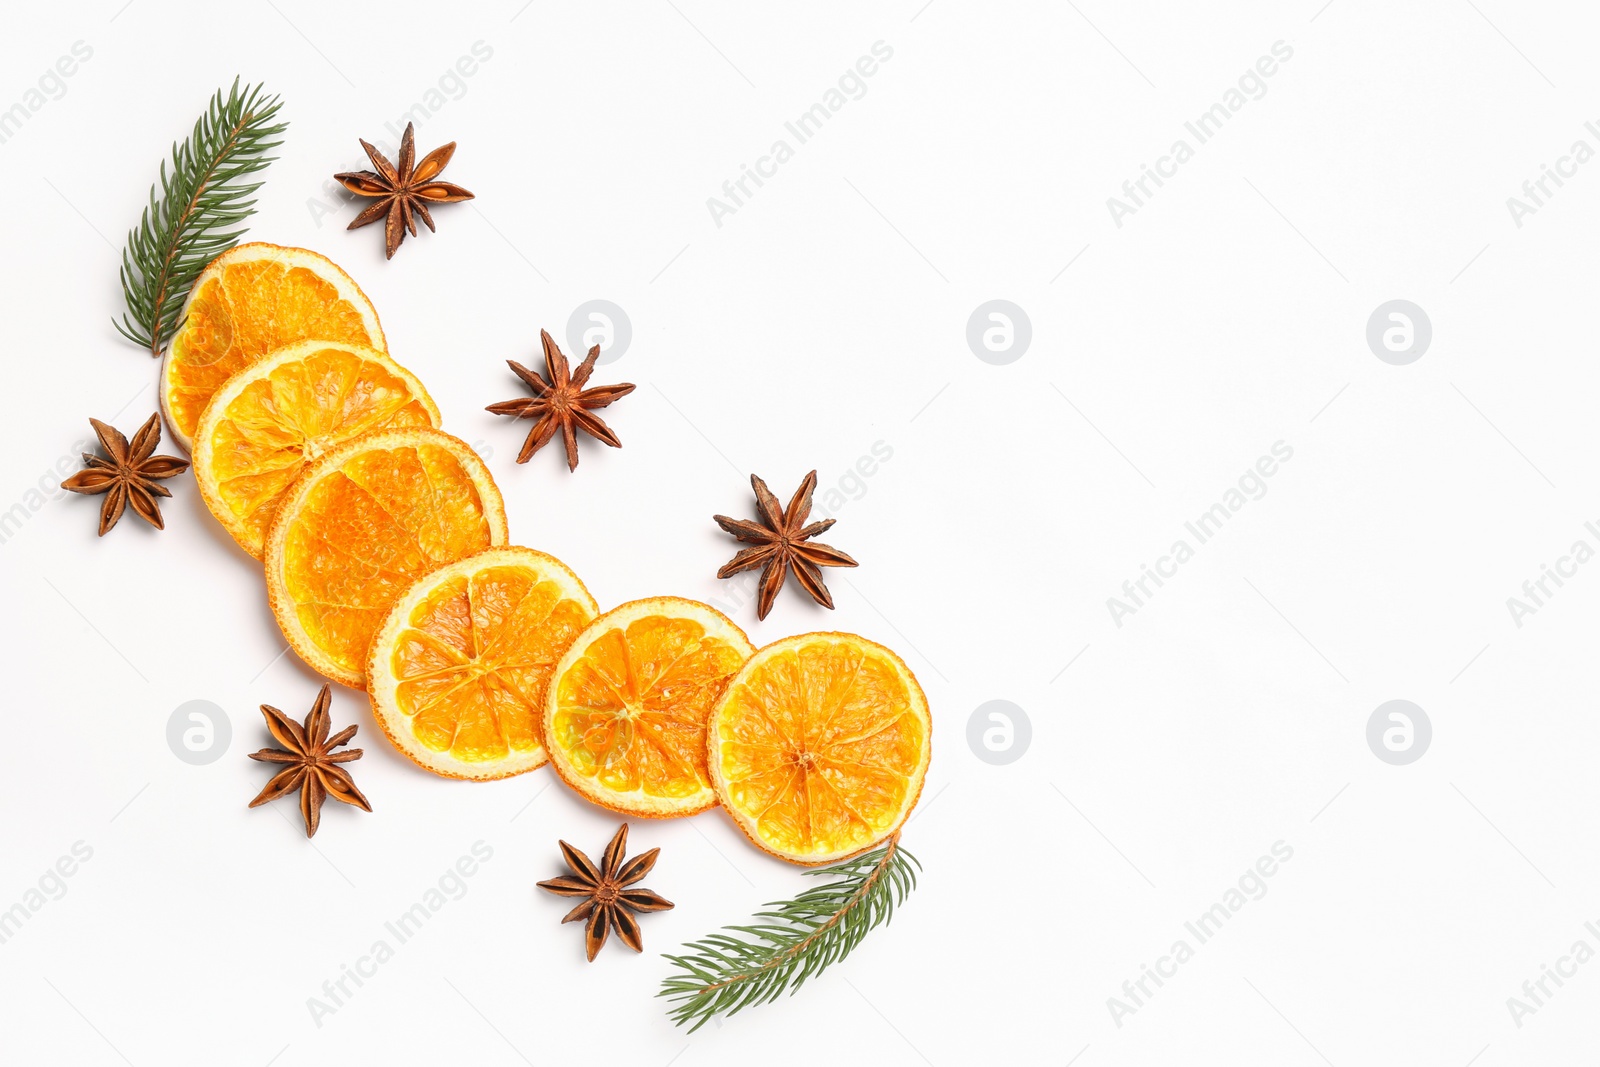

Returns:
2,1,1598,1064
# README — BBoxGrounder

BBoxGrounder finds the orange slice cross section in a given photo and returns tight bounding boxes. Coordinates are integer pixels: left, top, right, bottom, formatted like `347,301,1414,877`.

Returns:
265,428,508,689
367,548,598,780
192,341,439,559
161,243,385,450
708,633,931,865
546,598,754,817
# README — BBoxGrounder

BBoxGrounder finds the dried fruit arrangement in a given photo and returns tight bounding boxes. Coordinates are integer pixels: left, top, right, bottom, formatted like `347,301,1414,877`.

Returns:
87,80,934,1032
136,238,931,862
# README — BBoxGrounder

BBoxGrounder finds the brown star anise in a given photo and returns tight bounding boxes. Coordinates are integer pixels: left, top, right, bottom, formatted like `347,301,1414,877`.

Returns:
60,414,189,536
486,329,636,471
714,471,858,620
537,824,673,961
335,121,474,258
248,684,371,838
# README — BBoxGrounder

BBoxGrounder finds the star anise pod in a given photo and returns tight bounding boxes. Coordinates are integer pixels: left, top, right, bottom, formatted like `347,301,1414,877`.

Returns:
248,684,371,838
60,414,189,536
537,824,673,961
714,471,858,620
335,121,473,258
486,329,636,471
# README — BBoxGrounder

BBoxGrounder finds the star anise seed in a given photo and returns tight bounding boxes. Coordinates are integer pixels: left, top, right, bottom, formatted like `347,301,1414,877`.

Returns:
537,824,673,961
60,414,189,536
714,471,858,620
486,329,636,471
248,684,371,838
335,121,474,258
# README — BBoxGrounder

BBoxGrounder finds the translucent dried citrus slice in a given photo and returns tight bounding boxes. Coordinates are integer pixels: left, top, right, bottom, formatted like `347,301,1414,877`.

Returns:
546,598,754,817
161,244,385,450
192,341,439,559
367,547,598,780
708,633,931,865
265,428,508,689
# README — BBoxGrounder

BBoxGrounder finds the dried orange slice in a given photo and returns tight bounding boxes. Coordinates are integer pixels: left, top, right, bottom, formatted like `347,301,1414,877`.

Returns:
191,341,439,559
161,244,385,450
546,599,754,817
265,428,508,688
366,548,598,780
708,633,931,865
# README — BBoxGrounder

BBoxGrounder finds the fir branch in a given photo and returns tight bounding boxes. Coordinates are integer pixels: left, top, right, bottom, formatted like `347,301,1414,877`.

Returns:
659,833,920,1031
115,78,287,357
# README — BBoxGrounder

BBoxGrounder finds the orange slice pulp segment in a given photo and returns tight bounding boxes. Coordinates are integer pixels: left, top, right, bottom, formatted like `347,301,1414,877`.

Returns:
265,427,507,689
546,599,754,817
709,633,931,865
191,341,438,558
161,243,384,449
367,548,597,779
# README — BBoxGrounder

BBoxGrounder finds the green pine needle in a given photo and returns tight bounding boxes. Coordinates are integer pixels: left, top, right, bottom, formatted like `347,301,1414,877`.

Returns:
115,78,287,357
659,833,920,1032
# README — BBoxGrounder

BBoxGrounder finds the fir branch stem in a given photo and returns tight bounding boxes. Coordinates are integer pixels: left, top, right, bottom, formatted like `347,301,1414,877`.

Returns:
659,833,920,1031
142,108,249,357
697,835,899,998
116,78,286,357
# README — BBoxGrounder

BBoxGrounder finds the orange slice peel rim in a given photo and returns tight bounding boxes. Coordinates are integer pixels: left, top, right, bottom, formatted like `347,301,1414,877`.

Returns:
161,243,386,451
707,631,932,866
366,546,599,780
545,597,755,819
190,340,440,559
264,426,509,689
